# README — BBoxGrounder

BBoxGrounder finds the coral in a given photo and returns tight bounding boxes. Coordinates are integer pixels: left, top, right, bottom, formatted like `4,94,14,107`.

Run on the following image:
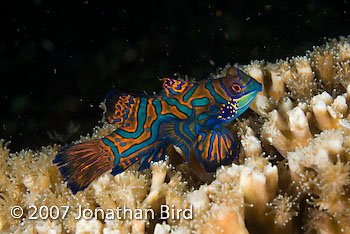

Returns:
2,36,350,233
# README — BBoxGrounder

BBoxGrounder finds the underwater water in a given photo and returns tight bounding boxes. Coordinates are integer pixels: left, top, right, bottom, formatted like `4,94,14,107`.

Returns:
2,1,350,234
2,0,350,151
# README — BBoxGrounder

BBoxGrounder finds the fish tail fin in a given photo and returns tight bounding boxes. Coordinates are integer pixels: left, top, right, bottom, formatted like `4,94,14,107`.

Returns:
53,139,115,194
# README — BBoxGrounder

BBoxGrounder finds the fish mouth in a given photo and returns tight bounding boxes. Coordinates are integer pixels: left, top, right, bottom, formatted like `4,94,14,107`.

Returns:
235,90,258,110
233,79,262,114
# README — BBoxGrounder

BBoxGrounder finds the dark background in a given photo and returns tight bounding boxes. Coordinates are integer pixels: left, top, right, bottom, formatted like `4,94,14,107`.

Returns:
2,0,350,151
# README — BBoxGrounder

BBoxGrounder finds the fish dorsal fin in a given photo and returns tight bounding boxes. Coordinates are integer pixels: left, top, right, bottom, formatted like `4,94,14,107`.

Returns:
193,127,239,172
162,78,190,96
105,91,136,125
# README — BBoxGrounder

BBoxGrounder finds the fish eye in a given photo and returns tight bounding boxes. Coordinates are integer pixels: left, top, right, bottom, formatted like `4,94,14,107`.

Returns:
232,84,242,93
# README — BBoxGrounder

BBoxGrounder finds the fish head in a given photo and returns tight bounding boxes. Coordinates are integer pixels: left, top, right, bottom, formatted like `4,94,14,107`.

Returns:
217,67,262,122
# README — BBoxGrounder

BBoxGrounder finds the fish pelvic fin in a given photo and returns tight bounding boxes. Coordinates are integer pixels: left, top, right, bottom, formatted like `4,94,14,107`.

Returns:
53,139,115,194
193,127,239,172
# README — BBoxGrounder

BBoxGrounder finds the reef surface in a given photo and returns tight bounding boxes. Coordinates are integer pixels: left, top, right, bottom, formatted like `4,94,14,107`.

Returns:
1,37,350,234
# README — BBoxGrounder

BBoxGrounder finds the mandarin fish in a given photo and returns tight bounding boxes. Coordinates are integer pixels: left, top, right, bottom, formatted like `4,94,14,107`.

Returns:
53,67,262,194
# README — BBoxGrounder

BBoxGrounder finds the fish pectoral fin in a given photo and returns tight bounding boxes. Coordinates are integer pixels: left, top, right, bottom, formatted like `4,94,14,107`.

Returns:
193,127,239,172
159,119,195,161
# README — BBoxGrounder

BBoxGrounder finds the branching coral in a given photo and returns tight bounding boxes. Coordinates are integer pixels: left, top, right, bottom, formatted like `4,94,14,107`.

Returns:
240,36,350,233
2,36,350,233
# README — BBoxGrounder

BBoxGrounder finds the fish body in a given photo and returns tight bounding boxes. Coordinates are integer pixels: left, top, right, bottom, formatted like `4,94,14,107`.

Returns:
53,67,262,194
